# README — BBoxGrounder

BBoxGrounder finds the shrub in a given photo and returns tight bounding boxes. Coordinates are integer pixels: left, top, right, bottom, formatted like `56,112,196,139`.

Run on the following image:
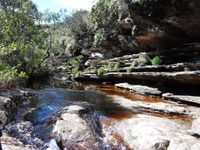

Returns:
97,67,106,76
0,68,28,88
93,29,105,47
151,56,162,65
137,54,149,66
68,55,84,67
108,61,120,70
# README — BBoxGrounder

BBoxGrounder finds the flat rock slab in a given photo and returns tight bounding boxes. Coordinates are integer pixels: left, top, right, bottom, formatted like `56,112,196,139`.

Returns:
112,95,200,118
163,93,200,106
102,114,200,150
77,71,200,85
115,83,162,96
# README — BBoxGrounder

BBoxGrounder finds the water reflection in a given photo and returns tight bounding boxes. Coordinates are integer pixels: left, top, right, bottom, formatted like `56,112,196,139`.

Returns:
32,88,135,124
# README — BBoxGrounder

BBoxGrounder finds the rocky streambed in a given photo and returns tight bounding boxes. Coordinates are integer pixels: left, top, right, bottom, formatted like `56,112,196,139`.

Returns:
0,83,200,150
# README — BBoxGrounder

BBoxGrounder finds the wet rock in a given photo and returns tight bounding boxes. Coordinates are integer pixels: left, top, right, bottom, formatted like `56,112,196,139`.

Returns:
0,90,32,126
1,133,35,150
46,139,61,150
112,96,200,118
102,114,200,150
0,96,11,127
5,121,44,148
162,93,200,106
0,96,11,108
115,83,162,96
23,108,37,121
51,104,96,148
5,121,34,144
0,110,7,128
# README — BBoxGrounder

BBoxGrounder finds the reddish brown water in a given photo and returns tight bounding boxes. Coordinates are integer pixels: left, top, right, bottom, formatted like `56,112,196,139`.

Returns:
80,83,192,122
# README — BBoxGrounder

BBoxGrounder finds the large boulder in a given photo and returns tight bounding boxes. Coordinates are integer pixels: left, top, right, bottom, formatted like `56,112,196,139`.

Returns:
51,104,96,149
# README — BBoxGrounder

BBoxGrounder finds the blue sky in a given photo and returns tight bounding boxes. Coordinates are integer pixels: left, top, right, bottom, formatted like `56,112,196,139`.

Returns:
32,0,96,12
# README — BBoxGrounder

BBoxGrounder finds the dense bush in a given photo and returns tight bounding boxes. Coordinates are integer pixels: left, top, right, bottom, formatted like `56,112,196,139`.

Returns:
90,0,119,46
151,56,162,65
0,0,50,75
0,68,27,88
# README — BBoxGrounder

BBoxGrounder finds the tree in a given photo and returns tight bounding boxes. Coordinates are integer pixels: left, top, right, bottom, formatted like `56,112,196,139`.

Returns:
0,0,50,74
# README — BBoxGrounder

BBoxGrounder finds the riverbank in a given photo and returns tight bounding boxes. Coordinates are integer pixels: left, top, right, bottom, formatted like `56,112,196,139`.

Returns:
0,83,200,149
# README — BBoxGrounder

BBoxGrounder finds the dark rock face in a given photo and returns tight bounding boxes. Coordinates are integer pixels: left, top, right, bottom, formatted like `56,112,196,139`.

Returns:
0,90,31,127
79,0,200,59
163,0,200,39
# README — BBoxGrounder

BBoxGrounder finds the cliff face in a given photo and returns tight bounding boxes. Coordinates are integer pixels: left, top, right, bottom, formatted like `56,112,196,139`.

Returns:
83,0,200,57
72,0,200,86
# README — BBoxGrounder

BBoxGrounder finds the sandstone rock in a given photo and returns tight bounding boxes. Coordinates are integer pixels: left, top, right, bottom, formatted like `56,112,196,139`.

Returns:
1,133,37,150
51,104,96,148
191,118,200,137
106,71,200,85
115,83,162,96
112,96,200,118
102,114,200,150
162,94,200,106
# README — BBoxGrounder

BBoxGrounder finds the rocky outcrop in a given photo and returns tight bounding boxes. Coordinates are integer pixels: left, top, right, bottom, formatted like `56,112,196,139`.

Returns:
50,104,96,149
5,121,44,148
0,90,31,127
112,95,200,118
102,114,200,150
114,82,200,107
1,133,36,150
115,83,162,96
163,93,200,106
77,71,200,85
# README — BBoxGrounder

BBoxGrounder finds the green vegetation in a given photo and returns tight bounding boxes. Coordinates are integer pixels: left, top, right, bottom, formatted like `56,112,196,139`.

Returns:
0,0,174,87
97,67,106,76
127,53,151,72
0,68,27,88
0,2,49,69
90,0,119,46
108,61,120,70
65,55,85,78
151,56,162,65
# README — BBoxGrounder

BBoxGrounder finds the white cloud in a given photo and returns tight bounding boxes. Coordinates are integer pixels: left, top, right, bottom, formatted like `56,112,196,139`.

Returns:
57,0,97,10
